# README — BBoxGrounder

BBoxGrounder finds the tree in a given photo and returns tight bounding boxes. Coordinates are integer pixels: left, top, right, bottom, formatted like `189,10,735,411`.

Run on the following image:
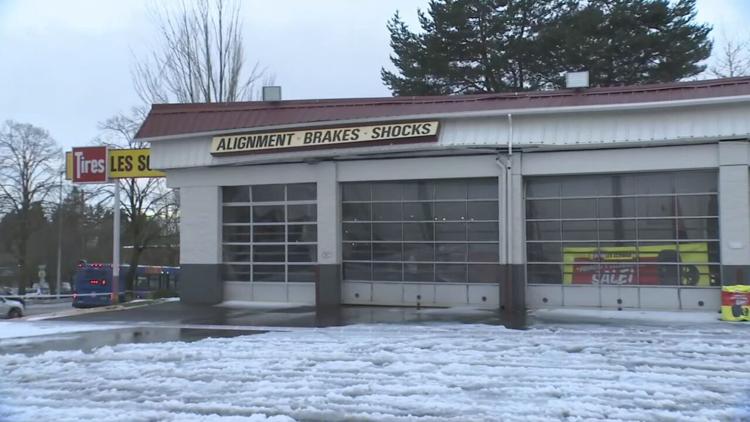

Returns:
96,110,178,294
542,0,713,87
382,0,712,95
107,0,266,294
133,0,265,104
383,0,572,95
0,121,61,294
709,33,750,78
45,187,114,286
0,204,49,290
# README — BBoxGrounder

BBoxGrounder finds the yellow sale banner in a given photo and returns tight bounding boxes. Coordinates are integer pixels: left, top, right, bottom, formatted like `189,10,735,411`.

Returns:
562,242,712,286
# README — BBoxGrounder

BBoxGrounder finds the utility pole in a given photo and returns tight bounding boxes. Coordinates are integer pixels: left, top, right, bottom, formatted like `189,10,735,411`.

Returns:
56,171,63,298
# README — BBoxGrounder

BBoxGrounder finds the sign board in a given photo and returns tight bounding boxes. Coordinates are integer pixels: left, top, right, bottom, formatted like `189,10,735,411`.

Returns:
71,146,108,183
66,148,164,180
108,149,165,178
210,121,440,155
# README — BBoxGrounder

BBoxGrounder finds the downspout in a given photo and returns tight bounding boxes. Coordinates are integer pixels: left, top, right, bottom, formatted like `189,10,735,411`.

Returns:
506,114,514,314
496,113,514,314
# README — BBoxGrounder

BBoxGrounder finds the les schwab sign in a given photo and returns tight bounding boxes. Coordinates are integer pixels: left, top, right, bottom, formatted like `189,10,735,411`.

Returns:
70,147,108,183
211,121,439,155
66,147,165,182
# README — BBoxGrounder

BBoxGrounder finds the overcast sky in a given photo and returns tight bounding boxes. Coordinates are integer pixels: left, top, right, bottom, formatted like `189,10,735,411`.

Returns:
0,0,748,150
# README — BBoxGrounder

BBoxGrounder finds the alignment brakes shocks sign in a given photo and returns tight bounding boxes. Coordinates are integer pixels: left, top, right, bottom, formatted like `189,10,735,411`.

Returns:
210,121,439,155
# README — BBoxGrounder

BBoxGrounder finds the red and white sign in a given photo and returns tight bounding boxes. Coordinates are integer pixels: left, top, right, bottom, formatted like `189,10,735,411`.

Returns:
72,146,108,183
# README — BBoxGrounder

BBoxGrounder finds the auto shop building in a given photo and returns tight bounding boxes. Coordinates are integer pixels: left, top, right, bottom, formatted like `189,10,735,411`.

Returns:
135,77,750,311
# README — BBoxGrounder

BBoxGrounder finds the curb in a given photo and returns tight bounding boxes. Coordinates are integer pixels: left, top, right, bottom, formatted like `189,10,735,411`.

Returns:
22,300,169,321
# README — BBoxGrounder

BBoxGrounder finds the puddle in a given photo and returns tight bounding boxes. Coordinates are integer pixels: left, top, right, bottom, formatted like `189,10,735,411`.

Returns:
57,300,531,330
0,327,265,356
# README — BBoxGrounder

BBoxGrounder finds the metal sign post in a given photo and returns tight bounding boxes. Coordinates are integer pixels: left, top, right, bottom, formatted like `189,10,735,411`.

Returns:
112,180,120,304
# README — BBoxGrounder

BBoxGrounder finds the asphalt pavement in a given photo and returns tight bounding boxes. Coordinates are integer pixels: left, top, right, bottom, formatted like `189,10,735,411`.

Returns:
53,300,522,327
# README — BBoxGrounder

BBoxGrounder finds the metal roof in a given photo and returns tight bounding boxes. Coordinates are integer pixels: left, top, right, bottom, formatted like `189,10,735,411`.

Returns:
135,77,750,140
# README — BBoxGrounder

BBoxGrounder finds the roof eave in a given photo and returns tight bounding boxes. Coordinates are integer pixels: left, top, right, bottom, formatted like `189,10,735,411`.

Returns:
135,94,750,143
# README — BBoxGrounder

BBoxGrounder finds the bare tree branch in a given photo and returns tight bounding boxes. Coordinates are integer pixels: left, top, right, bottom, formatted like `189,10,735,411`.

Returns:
134,0,265,104
93,109,179,293
710,32,750,78
0,120,62,293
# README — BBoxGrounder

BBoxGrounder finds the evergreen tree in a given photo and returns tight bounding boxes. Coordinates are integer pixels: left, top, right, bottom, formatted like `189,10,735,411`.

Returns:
540,0,712,86
382,0,712,95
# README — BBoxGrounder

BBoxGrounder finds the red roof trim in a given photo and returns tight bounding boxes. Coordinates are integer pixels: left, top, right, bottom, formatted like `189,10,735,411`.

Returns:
136,77,750,139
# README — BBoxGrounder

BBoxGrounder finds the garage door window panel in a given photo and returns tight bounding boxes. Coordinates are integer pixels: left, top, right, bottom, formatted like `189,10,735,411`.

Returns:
343,178,499,283
221,184,317,283
525,171,719,286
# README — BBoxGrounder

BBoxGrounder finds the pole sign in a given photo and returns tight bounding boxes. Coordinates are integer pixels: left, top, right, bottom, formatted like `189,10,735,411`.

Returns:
66,148,164,180
65,146,162,307
71,146,108,183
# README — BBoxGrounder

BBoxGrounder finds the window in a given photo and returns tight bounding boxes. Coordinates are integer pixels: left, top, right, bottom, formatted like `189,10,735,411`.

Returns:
525,171,720,287
342,178,499,283
221,183,317,282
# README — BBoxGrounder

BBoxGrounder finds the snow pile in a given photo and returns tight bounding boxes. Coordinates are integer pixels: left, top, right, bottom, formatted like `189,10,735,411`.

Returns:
1,323,750,421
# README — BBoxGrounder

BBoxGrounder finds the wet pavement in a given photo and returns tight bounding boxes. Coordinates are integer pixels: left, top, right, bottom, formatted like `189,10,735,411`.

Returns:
0,326,266,356
0,302,527,355
53,301,527,328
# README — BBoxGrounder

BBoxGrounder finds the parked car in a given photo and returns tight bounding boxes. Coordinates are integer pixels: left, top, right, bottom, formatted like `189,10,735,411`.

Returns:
0,287,25,306
0,297,24,318
25,285,53,301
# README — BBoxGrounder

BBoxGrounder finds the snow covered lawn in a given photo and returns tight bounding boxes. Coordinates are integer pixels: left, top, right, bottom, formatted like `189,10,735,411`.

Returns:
1,323,749,421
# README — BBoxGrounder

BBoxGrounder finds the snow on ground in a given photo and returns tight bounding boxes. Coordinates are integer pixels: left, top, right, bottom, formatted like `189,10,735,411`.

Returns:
1,323,750,422
0,321,116,340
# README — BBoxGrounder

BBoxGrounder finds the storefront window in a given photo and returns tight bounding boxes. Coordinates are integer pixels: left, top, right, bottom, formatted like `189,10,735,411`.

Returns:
221,183,317,282
525,171,720,287
342,178,499,283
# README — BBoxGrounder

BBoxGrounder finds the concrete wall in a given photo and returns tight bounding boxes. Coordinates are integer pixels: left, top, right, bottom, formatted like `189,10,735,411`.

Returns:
718,141,750,284
179,186,222,304
315,162,340,307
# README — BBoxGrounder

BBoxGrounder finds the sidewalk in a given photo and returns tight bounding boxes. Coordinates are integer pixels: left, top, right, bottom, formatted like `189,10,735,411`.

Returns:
47,299,748,331
531,307,731,327
21,298,178,321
